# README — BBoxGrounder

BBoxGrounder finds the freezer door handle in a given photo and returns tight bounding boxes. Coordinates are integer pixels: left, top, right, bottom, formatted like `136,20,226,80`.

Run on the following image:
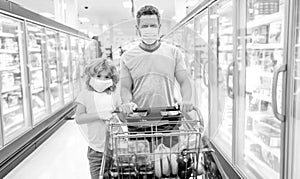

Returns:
226,62,234,99
272,64,286,122
203,61,209,87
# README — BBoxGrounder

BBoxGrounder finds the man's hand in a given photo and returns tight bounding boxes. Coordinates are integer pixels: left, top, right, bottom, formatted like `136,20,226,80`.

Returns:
118,102,137,114
177,101,193,113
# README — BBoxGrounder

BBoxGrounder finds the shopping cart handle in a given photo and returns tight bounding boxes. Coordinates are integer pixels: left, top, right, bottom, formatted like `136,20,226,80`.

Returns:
113,106,179,113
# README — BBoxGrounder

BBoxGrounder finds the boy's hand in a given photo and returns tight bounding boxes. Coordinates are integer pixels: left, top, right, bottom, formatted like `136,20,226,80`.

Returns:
118,102,137,114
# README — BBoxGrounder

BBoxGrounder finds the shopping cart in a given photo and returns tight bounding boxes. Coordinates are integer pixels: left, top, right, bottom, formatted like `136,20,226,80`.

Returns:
99,106,206,179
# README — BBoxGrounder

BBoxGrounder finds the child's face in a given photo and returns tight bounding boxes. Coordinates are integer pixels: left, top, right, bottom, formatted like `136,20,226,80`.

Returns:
94,69,111,81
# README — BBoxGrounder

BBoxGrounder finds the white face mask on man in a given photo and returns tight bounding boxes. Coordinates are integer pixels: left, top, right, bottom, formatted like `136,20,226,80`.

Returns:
89,77,113,93
139,27,159,45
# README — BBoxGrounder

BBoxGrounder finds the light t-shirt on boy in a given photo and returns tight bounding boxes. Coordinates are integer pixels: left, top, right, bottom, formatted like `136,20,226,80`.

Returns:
75,89,120,152
120,42,186,108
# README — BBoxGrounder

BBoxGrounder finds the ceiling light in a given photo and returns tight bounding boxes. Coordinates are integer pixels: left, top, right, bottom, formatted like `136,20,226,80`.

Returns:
78,17,90,23
39,12,54,18
123,1,132,8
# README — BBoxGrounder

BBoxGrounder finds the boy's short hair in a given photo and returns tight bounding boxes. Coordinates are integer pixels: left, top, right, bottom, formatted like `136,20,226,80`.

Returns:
84,58,119,93
136,5,160,25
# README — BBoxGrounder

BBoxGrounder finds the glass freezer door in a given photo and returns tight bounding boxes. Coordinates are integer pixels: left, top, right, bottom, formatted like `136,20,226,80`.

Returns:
238,0,285,178
59,33,73,103
194,11,209,131
291,0,300,178
78,38,85,88
0,15,29,144
45,29,63,112
209,0,234,159
26,23,49,124
70,37,80,96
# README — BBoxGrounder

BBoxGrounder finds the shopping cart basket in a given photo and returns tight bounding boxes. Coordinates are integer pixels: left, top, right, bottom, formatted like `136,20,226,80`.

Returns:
100,106,205,179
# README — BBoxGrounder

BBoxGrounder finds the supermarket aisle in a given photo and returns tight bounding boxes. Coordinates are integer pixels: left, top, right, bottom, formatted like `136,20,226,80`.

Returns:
5,120,90,179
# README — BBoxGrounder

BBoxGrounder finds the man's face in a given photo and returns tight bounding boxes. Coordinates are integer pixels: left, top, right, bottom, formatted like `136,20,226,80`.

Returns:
137,15,161,44
137,15,160,30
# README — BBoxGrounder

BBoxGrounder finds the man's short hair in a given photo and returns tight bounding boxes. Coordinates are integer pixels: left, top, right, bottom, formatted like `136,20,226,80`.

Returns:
136,5,160,25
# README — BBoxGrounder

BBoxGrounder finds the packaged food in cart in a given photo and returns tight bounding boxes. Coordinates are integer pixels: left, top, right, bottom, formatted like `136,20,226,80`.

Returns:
100,106,206,179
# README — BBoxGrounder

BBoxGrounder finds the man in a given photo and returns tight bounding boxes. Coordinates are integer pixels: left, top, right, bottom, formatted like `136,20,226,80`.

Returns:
119,5,193,113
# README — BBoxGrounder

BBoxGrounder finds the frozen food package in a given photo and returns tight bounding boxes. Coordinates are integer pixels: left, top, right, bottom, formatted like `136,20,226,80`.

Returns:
114,139,151,165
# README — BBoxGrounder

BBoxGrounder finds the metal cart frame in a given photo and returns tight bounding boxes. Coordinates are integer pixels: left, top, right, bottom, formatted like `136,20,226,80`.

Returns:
99,107,206,179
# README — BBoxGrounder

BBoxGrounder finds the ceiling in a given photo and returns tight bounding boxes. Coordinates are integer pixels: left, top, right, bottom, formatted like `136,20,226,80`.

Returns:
8,0,200,49
10,0,177,35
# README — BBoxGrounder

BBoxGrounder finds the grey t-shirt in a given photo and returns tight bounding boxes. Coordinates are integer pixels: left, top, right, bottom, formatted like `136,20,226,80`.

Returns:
120,42,186,108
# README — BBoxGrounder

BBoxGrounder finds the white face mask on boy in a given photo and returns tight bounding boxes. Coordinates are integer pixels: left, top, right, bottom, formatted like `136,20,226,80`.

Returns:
139,27,159,45
89,77,113,93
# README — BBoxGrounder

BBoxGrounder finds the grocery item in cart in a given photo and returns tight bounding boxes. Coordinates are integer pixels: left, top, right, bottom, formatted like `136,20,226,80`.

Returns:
114,139,151,165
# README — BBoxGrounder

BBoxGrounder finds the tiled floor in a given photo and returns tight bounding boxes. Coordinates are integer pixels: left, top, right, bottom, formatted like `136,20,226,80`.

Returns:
5,121,91,179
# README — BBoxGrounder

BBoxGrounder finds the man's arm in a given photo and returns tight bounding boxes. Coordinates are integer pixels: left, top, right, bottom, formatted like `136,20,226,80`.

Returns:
119,61,137,114
120,75,133,104
176,70,193,112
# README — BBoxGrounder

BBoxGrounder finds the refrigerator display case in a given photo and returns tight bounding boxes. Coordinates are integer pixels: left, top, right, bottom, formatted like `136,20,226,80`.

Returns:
239,0,284,178
194,11,209,131
0,2,98,174
78,38,85,88
45,29,63,112
0,15,29,144
59,33,73,104
26,22,49,125
209,0,234,159
70,37,80,96
291,1,300,178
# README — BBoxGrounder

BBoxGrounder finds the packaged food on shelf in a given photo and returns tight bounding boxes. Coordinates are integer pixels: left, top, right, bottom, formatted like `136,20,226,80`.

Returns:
254,0,279,15
268,21,281,43
31,71,44,89
6,93,20,107
30,54,41,67
251,25,269,44
261,147,280,171
1,72,15,90
0,54,15,68
50,69,58,82
28,33,38,47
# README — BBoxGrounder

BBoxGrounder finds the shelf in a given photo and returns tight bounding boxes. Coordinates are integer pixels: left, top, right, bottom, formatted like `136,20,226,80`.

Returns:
2,105,21,116
295,77,300,80
248,113,280,133
247,12,282,29
49,65,57,69
0,49,18,54
50,83,58,88
63,80,69,84
260,71,273,78
1,86,20,93
0,32,16,38
30,67,42,71
247,43,282,50
245,152,279,179
0,66,20,72
32,87,44,94
245,131,280,158
32,107,46,116
28,48,41,53
219,45,233,51
252,92,272,103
